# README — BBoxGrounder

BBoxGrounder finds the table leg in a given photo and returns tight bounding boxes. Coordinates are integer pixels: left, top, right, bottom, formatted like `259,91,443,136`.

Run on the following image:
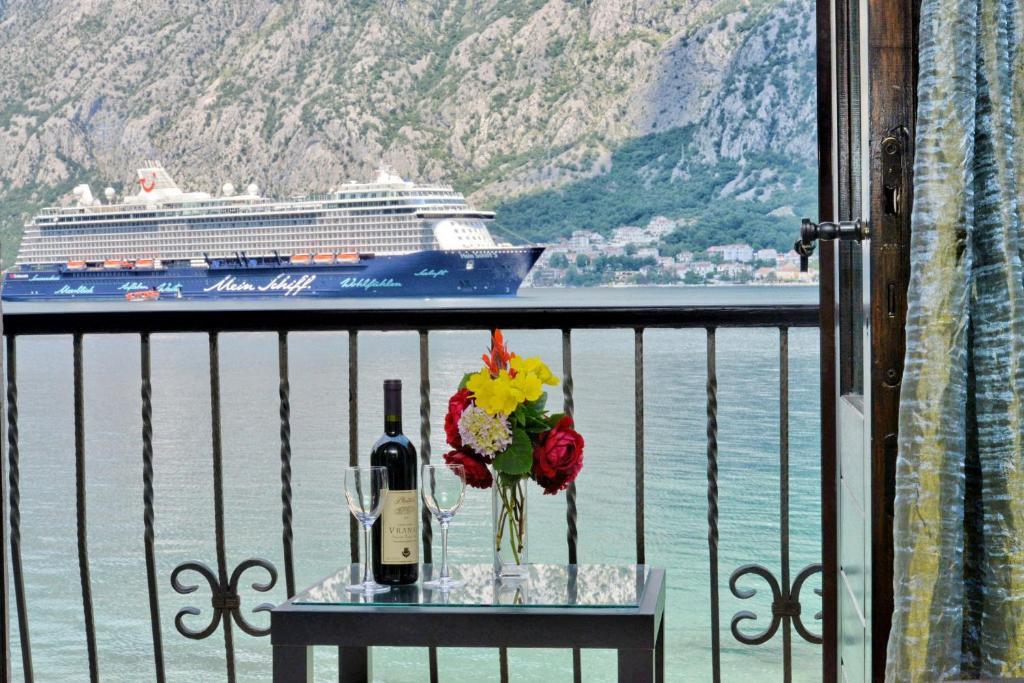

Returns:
617,648,654,682
339,646,372,683
656,613,665,683
273,644,312,683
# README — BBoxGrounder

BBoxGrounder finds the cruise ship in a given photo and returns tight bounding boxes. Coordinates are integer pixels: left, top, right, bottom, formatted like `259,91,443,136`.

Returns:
3,162,543,301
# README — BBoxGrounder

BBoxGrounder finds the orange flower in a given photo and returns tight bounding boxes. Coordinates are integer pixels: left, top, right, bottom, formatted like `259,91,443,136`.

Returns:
482,329,512,376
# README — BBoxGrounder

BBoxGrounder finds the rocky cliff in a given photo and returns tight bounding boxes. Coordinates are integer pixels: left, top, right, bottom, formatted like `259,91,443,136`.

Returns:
0,0,815,255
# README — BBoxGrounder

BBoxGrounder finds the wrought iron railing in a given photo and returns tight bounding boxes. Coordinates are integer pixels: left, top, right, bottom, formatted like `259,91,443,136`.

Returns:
0,303,821,682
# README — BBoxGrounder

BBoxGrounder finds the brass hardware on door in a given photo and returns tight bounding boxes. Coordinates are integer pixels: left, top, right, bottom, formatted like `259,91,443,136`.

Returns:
881,133,905,218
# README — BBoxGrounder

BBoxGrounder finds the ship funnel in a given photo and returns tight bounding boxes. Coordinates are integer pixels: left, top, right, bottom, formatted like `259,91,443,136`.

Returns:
136,161,181,196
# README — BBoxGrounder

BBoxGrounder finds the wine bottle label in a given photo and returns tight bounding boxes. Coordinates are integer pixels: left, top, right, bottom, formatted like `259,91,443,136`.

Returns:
380,489,419,565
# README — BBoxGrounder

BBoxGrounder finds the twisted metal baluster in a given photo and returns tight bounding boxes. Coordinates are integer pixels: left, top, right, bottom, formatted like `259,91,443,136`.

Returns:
635,328,645,565
348,331,359,562
418,331,434,563
278,331,296,598
562,329,581,683
73,334,99,683
419,330,439,683
6,336,32,682
562,329,578,564
1,300,8,683
706,327,721,683
140,334,166,682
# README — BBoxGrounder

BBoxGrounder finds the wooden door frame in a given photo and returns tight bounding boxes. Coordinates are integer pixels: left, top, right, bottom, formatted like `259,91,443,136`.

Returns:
817,0,918,677
815,0,838,670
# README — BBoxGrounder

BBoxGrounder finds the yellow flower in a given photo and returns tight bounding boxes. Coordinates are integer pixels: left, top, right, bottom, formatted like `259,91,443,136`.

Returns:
510,370,543,403
466,369,520,415
467,355,559,416
510,355,560,386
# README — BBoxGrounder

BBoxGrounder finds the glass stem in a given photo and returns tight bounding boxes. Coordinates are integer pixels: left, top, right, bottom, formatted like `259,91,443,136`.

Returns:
439,520,450,580
362,523,372,586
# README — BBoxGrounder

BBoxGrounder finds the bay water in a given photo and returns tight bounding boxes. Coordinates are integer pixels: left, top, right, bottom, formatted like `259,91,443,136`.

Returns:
5,285,821,681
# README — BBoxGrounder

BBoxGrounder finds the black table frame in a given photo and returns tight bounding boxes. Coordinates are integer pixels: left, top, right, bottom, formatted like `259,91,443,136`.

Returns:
270,566,665,682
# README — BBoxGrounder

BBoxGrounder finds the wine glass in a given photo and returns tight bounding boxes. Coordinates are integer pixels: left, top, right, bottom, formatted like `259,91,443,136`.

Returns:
344,465,390,594
421,463,467,590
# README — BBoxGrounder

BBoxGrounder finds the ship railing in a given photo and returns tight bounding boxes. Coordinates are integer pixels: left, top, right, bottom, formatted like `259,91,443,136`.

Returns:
0,302,821,683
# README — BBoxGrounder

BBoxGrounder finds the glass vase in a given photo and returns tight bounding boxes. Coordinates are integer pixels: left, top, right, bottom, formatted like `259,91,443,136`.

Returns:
492,471,529,580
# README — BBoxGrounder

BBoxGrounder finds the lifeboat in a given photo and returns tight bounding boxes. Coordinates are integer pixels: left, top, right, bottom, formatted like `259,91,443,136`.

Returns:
135,259,155,269
313,253,335,264
337,252,360,264
67,260,87,270
289,254,312,265
126,290,160,302
103,259,122,269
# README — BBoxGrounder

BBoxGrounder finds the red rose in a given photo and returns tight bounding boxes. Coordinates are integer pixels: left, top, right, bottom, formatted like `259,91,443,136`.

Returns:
443,449,493,489
532,416,585,495
444,388,473,448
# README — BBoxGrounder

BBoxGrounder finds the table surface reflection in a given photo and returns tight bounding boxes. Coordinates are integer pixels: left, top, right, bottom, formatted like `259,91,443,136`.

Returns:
292,564,651,609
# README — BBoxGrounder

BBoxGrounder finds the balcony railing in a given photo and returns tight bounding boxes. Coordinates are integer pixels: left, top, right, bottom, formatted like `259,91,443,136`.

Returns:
0,302,821,682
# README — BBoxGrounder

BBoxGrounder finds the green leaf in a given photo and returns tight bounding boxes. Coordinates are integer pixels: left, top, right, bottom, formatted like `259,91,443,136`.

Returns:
528,392,548,413
457,372,476,390
545,413,567,429
524,412,551,434
512,405,528,428
492,428,534,475
496,471,527,489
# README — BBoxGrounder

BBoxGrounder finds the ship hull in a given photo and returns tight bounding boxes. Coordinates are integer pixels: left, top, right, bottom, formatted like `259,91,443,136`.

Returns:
2,248,543,301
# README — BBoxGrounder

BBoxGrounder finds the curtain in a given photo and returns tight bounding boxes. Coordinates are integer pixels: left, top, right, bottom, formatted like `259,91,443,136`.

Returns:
885,0,1024,676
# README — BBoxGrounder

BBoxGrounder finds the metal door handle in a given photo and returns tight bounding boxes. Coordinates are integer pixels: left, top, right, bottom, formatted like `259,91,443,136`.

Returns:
794,218,870,271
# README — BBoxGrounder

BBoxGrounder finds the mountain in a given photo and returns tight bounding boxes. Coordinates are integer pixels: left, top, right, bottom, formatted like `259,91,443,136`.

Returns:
0,0,816,260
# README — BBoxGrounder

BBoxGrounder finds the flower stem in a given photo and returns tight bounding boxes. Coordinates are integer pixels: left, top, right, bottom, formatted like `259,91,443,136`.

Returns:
496,479,522,565
506,495,521,565
495,492,508,552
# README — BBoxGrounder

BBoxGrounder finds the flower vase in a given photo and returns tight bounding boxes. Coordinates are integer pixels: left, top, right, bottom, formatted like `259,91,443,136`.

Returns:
492,471,529,580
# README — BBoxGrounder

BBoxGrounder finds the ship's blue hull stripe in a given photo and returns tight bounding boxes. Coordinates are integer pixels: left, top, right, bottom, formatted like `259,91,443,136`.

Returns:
2,249,543,300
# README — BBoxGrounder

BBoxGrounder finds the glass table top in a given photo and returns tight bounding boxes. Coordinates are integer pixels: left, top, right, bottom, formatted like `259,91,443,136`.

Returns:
292,564,651,608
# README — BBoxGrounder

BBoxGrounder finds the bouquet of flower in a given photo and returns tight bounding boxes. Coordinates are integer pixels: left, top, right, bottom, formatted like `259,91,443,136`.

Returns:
443,329,585,571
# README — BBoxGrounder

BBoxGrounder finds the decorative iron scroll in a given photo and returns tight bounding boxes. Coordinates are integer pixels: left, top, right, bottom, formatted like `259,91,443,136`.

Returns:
729,562,823,645
171,558,278,639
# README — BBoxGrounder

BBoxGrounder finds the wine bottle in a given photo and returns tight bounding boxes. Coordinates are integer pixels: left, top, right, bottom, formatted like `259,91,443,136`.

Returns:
371,379,419,585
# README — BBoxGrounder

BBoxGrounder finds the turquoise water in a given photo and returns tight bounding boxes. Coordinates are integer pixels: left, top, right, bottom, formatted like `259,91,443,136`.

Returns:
5,286,821,681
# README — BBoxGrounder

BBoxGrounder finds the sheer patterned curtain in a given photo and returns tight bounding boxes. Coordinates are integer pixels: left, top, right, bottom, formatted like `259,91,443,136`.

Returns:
885,0,1024,678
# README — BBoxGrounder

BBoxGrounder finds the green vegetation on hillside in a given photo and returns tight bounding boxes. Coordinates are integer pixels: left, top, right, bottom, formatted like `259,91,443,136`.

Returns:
490,125,816,253
0,165,110,267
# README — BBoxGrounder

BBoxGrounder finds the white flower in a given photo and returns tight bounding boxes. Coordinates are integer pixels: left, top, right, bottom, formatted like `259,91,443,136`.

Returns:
458,405,512,457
